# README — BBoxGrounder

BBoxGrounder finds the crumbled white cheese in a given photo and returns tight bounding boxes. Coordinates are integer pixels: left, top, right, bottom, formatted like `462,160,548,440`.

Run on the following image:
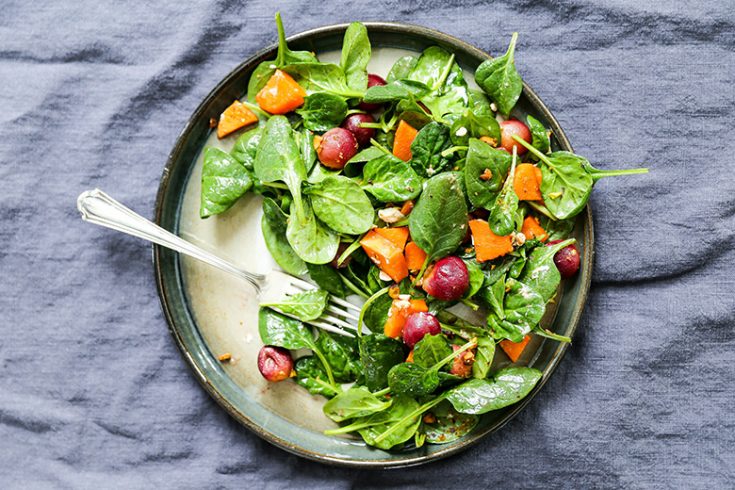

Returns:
379,270,392,282
378,207,405,224
455,126,468,137
490,102,497,112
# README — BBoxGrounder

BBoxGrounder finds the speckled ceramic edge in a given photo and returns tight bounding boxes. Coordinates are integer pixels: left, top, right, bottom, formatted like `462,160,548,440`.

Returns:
153,22,594,468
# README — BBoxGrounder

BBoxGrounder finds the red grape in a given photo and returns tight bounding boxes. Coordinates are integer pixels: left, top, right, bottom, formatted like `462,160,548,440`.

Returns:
316,127,358,169
500,119,531,155
341,113,376,147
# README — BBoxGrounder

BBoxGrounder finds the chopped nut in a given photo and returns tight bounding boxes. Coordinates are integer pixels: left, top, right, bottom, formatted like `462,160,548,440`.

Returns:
218,353,232,362
388,285,401,299
454,126,468,137
209,117,218,128
490,102,498,112
462,350,476,365
399,200,415,216
479,168,493,181
423,412,437,424
511,231,526,247
378,207,406,224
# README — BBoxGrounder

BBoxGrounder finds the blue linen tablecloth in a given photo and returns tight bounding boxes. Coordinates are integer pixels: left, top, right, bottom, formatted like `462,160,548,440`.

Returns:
1,0,733,487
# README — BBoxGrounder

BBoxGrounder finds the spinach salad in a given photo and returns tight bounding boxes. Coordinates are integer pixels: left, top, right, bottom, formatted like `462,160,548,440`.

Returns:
201,14,648,450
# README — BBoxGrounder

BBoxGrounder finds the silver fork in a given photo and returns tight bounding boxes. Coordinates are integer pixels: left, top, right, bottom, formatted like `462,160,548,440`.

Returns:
76,189,363,337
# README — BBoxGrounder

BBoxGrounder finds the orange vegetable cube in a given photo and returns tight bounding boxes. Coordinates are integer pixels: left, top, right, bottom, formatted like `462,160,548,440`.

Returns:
393,120,418,161
405,241,427,272
216,101,258,139
360,230,409,283
255,69,307,115
468,219,514,262
499,335,531,362
521,216,549,243
374,226,409,251
513,164,543,201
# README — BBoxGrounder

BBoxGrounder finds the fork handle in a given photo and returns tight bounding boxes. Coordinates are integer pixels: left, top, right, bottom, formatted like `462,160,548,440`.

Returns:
77,189,264,292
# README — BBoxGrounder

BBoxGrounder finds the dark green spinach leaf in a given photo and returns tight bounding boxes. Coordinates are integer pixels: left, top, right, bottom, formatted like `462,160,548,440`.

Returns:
488,151,519,236
518,238,575,302
463,138,511,209
261,197,308,276
409,121,452,177
230,126,263,169
322,386,391,423
387,362,440,396
286,198,340,264
363,79,430,104
306,263,348,298
316,331,361,382
475,32,522,116
446,366,542,414
283,63,364,98
340,22,371,93
408,172,468,263
359,334,406,391
261,289,329,321
487,278,545,342
258,308,316,350
200,147,253,218
294,356,340,398
527,115,550,155
305,176,375,235
296,93,348,131
472,335,496,379
412,334,452,369
387,55,418,83
362,154,422,202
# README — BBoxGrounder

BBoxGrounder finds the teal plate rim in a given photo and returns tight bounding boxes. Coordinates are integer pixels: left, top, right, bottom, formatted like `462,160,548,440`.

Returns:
153,21,594,468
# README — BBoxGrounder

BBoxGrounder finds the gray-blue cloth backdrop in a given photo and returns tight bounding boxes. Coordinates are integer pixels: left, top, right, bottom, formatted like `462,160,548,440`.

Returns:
1,0,733,488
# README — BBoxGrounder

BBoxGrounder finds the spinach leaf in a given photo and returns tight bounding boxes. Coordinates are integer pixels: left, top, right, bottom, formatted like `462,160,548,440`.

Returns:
527,115,550,155
283,63,364,98
518,238,575,302
357,396,421,450
387,55,418,83
322,386,391,423
362,154,422,202
258,308,316,350
296,128,317,172
254,115,307,211
446,366,542,414
409,47,469,118
479,274,506,321
539,152,593,220
488,278,545,342
464,259,485,298
261,197,308,276
362,79,430,104
261,289,329,321
463,138,511,209
539,215,575,242
344,146,385,178
306,263,348,298
359,334,406,391
294,356,340,398
409,121,452,177
200,147,253,218
286,198,340,265
412,334,452,369
488,150,519,236
340,22,371,93
409,172,468,263
475,32,522,116
362,293,393,334
468,89,494,116
230,126,263,169
306,162,340,184
472,336,496,379
450,109,500,147
388,362,440,397
305,176,375,235
316,331,361,382
423,401,479,444
296,93,348,132
247,13,318,102
517,137,648,219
